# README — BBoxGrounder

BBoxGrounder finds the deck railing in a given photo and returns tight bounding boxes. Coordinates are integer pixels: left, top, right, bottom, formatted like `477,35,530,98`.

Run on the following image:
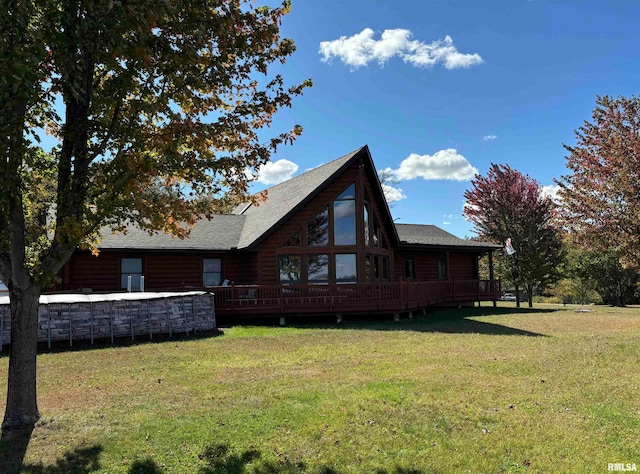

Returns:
211,279,501,316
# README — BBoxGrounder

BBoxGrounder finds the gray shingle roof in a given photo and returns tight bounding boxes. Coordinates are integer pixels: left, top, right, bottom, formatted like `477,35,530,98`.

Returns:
97,214,246,251
395,224,500,250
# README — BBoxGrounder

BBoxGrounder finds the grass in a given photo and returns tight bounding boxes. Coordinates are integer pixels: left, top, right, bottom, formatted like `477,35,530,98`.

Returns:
0,304,639,473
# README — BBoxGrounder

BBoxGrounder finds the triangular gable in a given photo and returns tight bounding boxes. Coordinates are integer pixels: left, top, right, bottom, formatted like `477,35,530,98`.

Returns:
235,145,399,250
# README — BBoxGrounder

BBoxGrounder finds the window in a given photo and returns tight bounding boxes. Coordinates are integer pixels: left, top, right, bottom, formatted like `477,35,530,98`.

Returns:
308,254,329,284
438,258,448,280
337,183,355,200
334,184,356,245
365,255,372,282
382,257,389,281
279,255,301,284
307,208,329,246
333,200,356,245
203,258,222,286
335,254,357,283
372,222,380,247
121,258,143,290
404,258,415,280
363,204,370,246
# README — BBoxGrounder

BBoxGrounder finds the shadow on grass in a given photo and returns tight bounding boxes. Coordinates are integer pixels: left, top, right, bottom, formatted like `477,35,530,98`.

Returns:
0,426,102,474
0,329,223,359
197,443,430,474
285,306,554,337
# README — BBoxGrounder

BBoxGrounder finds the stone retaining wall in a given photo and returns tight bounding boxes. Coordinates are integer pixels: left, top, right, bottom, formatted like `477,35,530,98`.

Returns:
0,292,216,349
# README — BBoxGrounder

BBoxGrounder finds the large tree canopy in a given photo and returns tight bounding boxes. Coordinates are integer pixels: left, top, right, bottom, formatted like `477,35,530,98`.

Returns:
0,0,310,433
558,95,640,268
464,164,564,307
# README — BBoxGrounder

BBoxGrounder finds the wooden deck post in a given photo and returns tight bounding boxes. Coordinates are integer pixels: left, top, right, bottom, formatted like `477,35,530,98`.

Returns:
489,251,497,307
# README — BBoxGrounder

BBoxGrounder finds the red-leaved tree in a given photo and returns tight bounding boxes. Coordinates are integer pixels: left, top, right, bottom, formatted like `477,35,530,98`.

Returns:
557,95,640,268
464,164,564,307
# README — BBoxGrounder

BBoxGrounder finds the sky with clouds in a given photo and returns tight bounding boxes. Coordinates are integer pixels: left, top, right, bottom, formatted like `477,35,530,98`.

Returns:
250,0,640,238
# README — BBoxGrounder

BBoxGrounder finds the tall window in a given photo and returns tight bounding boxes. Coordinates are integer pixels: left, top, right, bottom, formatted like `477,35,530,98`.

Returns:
404,258,415,280
307,208,329,246
382,257,389,281
363,204,370,246
334,184,356,245
334,201,356,245
203,258,222,286
121,258,143,290
279,255,301,283
366,254,381,282
438,259,447,280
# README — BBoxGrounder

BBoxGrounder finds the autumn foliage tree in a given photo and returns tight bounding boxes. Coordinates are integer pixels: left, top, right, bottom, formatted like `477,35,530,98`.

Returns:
464,164,564,307
558,95,640,269
0,0,310,433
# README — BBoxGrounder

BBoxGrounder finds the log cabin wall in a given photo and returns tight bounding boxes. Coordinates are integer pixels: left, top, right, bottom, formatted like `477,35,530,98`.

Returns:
393,250,478,281
449,252,477,280
63,251,257,292
394,250,444,281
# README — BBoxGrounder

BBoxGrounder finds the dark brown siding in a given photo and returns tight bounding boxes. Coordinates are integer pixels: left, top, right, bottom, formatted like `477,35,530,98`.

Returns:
145,254,201,289
449,252,477,280
62,250,255,292
226,252,258,285
66,252,120,291
394,250,477,281
394,250,444,281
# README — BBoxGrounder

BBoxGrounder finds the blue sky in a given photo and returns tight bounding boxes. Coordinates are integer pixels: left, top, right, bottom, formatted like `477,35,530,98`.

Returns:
251,0,640,238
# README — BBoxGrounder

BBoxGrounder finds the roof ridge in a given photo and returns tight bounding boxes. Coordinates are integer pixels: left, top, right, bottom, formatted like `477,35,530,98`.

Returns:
258,145,366,194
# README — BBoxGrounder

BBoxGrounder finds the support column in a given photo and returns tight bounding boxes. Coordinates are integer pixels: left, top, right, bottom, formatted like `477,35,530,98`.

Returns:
489,251,497,307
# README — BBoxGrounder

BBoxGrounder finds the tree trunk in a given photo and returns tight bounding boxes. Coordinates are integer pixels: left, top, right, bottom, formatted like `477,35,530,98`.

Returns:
2,284,41,434
526,284,534,308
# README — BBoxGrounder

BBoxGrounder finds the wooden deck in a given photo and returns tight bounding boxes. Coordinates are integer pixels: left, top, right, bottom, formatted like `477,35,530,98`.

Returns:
211,280,501,317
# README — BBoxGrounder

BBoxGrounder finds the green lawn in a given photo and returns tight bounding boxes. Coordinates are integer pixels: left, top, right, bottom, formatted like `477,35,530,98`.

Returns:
1,304,639,473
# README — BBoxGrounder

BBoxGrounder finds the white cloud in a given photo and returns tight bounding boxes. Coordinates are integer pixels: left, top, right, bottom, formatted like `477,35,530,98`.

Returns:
257,159,299,185
381,183,407,203
541,184,561,202
483,135,497,141
442,221,452,226
384,149,478,182
319,28,483,70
